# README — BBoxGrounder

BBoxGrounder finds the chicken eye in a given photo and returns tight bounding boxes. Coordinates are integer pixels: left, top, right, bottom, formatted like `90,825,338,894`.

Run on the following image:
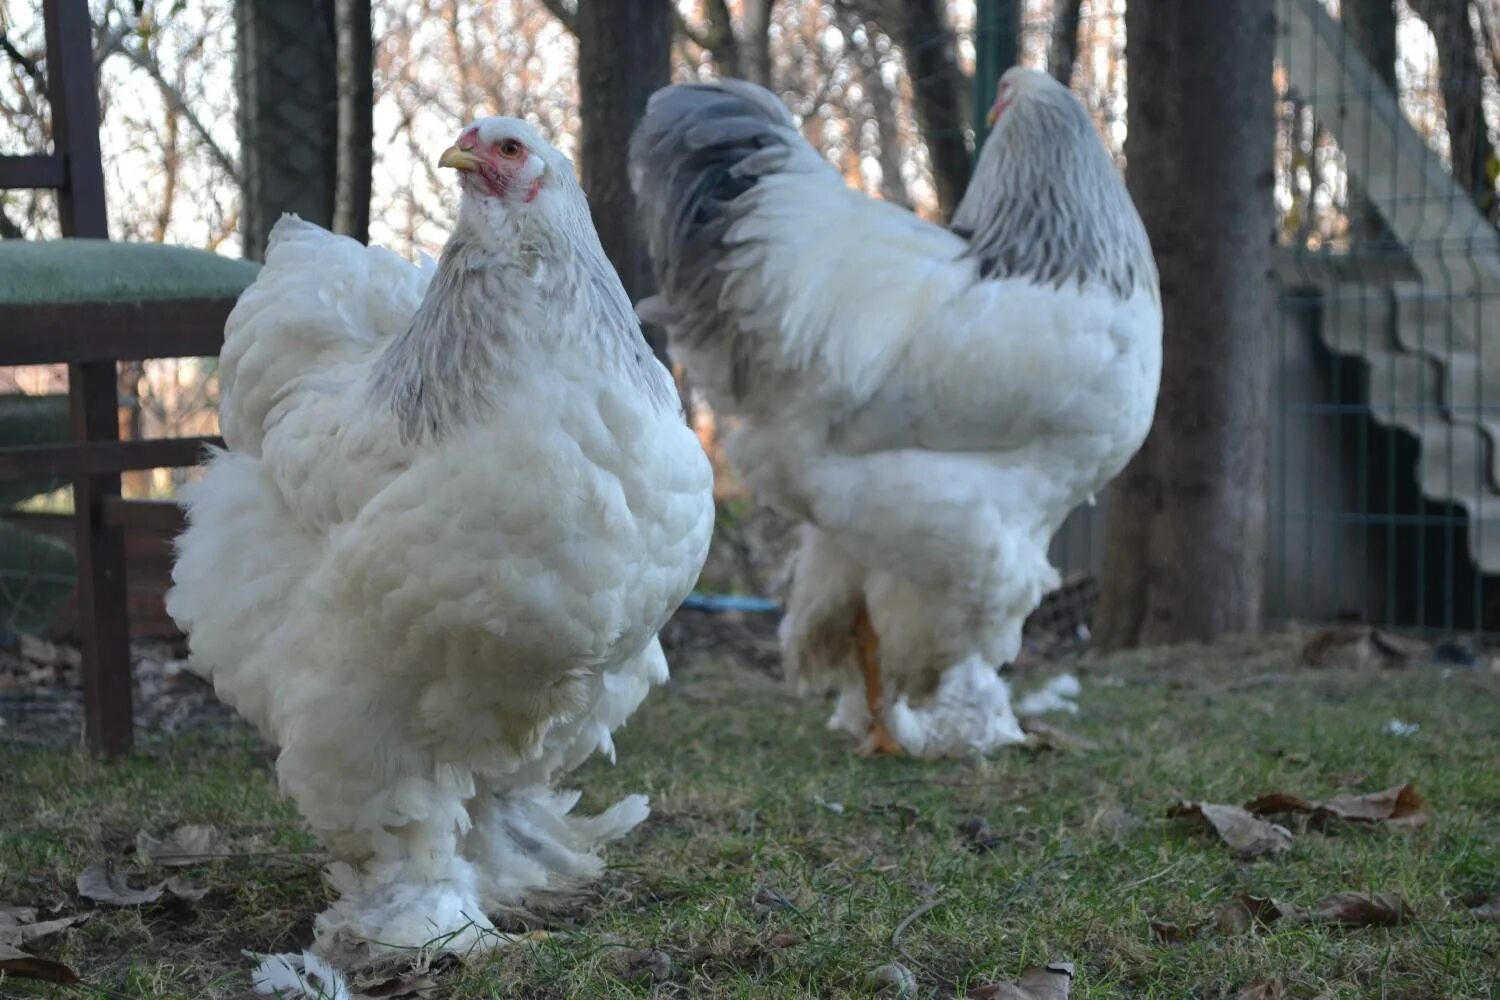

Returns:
497,139,524,159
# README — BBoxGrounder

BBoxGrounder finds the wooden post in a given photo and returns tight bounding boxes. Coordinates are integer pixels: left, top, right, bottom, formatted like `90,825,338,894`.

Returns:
45,0,134,756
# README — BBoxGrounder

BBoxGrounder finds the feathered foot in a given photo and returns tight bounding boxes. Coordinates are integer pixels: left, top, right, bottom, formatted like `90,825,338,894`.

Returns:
853,607,902,757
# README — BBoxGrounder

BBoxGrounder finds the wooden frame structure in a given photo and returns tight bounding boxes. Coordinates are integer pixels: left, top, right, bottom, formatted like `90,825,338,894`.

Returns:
0,0,234,756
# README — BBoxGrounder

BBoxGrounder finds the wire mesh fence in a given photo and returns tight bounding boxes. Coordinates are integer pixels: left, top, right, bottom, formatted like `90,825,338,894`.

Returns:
2,0,1498,646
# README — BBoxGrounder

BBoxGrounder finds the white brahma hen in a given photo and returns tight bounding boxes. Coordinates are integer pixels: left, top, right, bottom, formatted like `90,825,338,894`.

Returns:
629,69,1160,759
167,118,713,955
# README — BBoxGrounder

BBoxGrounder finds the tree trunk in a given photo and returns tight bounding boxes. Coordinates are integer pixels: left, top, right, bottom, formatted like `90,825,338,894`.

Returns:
889,0,971,218
742,0,776,88
1093,0,1276,649
1049,0,1083,85
836,6,909,207
576,0,673,361
236,0,338,260
1407,0,1496,207
332,0,373,244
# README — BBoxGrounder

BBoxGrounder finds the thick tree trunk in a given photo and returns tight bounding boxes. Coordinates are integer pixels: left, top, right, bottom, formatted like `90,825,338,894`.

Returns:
236,0,338,260
576,0,673,361
1093,0,1276,649
889,0,971,218
332,0,373,244
1407,0,1496,207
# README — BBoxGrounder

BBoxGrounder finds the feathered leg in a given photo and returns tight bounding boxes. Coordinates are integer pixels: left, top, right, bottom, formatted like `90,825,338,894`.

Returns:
853,607,902,757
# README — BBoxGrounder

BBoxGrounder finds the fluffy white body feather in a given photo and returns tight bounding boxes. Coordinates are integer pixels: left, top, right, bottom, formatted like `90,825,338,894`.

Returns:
632,73,1160,757
168,119,713,953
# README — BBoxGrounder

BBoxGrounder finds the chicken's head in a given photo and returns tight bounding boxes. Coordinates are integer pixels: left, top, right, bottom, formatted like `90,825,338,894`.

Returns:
439,118,572,229
984,67,1057,128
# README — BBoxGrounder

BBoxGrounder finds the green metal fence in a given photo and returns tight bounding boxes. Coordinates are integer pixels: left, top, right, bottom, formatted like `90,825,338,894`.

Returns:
1009,1,1500,640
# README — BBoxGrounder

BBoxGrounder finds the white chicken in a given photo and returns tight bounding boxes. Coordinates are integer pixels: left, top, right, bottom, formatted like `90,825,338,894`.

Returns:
630,68,1160,758
167,118,714,954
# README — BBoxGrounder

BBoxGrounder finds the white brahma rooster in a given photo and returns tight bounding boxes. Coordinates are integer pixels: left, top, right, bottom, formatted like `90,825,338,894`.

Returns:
167,118,713,955
630,68,1160,759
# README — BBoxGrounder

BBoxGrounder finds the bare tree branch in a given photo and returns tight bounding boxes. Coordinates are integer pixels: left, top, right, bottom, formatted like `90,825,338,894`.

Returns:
673,8,717,51
537,0,577,36
0,30,46,94
118,42,241,185
0,199,25,239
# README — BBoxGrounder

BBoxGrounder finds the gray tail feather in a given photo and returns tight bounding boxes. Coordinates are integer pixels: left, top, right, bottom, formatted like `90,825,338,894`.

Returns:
628,80,803,340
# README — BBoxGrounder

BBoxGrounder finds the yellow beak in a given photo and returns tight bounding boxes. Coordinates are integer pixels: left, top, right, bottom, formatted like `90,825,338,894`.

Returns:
985,106,1000,128
439,146,481,172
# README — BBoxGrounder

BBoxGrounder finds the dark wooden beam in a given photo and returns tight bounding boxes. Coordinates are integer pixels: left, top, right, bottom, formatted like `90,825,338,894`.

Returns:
0,299,232,365
102,497,188,534
0,437,220,479
47,0,128,757
0,154,67,189
46,0,108,236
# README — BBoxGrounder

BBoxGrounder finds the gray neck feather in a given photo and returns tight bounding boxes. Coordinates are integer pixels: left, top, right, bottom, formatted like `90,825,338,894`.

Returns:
951,93,1157,301
369,182,674,445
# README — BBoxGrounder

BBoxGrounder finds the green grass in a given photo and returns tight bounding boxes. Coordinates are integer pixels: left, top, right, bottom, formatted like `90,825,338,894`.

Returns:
3,641,1500,998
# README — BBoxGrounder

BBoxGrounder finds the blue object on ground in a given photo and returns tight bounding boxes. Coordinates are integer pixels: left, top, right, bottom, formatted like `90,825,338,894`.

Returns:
680,592,782,614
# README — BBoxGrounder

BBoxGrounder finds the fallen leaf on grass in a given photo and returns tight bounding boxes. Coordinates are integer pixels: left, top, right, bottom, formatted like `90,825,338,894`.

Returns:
751,886,796,914
1467,893,1500,920
359,971,440,998
1019,719,1099,753
1149,920,1203,944
967,961,1074,999
867,962,917,997
1300,624,1428,668
1167,802,1294,858
348,952,457,999
0,907,91,948
1215,891,1409,933
1245,783,1428,829
1309,892,1410,926
76,861,209,906
1235,978,1287,1000
0,942,80,985
135,824,220,866
957,817,1003,853
623,948,671,983
1215,895,1289,935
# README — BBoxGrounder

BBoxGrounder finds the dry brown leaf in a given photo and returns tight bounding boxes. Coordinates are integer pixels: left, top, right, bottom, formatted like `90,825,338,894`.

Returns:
957,818,1003,853
0,909,91,949
623,948,671,983
1468,893,1500,920
1215,891,1408,933
76,861,208,906
347,952,457,998
1310,892,1409,926
967,961,1074,999
1019,719,1099,753
0,942,80,984
1236,978,1287,1000
1149,919,1204,944
1245,783,1428,829
1300,624,1428,668
135,824,221,866
1167,802,1295,858
1215,895,1296,935
358,971,441,997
